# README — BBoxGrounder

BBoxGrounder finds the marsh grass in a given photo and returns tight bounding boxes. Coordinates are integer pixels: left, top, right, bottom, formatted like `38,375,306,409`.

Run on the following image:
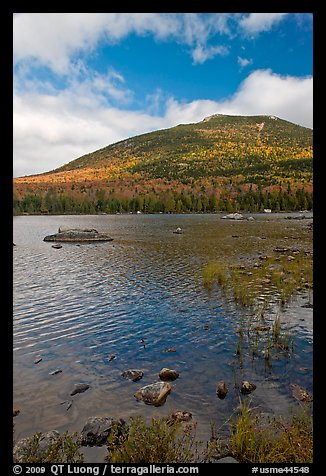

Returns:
202,262,229,288
105,416,200,463
231,400,313,463
203,250,312,309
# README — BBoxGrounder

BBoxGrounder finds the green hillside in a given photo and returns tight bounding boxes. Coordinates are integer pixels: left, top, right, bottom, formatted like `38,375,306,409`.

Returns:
13,114,313,214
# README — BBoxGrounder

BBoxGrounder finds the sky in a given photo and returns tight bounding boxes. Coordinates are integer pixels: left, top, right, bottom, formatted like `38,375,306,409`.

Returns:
13,13,313,178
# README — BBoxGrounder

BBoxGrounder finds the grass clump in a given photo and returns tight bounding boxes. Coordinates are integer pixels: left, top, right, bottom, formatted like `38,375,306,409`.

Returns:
231,401,313,463
203,262,229,288
106,416,200,463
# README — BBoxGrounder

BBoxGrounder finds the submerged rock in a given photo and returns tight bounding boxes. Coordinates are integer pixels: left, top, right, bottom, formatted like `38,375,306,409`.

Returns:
13,430,60,463
121,369,144,382
70,383,90,396
44,227,113,243
52,244,62,249
134,382,172,406
159,368,179,381
216,381,228,399
290,384,313,403
80,416,125,446
240,381,256,395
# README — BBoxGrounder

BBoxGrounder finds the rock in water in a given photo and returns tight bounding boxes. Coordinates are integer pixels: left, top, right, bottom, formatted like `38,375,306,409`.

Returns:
134,382,172,406
166,411,192,425
159,368,179,381
221,213,243,220
80,416,125,446
44,228,113,243
290,384,313,403
52,244,62,249
70,383,90,396
121,370,144,382
50,369,63,375
216,381,228,399
240,381,256,395
13,408,20,417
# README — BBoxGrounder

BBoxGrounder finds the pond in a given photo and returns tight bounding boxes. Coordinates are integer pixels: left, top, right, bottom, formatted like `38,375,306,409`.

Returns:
13,213,313,462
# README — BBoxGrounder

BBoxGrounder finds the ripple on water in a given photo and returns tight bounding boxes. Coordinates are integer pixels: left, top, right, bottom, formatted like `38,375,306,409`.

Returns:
13,214,313,448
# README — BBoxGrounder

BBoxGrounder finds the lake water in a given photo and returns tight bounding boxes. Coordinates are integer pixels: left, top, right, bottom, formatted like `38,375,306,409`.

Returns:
13,213,313,461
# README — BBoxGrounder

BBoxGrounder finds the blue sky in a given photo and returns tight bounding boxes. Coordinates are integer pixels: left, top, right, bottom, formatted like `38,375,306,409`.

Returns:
13,13,313,177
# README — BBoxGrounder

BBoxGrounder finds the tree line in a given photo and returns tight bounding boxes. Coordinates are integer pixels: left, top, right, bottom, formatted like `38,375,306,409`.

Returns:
13,185,312,215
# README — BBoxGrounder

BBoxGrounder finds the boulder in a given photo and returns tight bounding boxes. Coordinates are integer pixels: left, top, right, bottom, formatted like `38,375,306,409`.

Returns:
216,381,228,399
221,213,243,220
240,381,256,395
13,430,60,463
121,369,144,382
159,368,179,381
44,228,113,243
80,416,125,446
134,382,172,406
58,226,98,233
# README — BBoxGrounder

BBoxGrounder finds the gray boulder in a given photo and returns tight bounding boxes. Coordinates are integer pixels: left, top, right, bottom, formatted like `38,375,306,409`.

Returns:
222,213,244,220
134,382,172,406
44,227,113,242
80,416,125,446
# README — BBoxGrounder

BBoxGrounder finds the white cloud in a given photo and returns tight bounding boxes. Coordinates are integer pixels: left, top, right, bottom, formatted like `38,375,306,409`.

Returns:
237,56,253,68
192,44,229,64
239,13,288,35
13,69,312,178
13,13,235,73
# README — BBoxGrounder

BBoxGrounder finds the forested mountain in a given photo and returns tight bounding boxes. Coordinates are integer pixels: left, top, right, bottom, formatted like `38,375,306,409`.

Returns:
13,114,313,214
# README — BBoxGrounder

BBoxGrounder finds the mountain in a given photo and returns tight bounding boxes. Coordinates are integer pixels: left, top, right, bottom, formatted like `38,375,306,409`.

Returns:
13,114,313,214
